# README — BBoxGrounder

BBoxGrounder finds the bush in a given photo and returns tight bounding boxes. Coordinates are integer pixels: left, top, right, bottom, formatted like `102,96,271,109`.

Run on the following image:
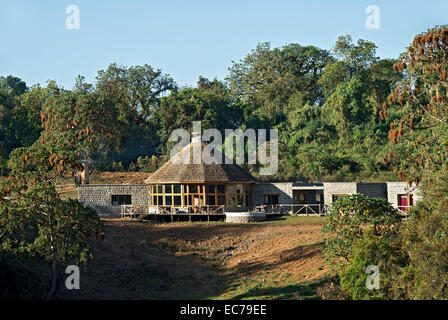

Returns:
339,228,409,300
401,207,448,299
322,194,402,273
0,250,51,299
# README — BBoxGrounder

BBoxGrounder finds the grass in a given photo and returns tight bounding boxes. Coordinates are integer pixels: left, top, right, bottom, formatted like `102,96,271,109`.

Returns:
173,216,326,227
258,215,326,226
212,273,327,300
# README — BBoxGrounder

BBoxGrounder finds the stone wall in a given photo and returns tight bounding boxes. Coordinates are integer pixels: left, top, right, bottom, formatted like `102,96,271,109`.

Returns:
386,182,422,208
253,182,293,205
78,184,150,217
322,182,358,206
78,182,422,218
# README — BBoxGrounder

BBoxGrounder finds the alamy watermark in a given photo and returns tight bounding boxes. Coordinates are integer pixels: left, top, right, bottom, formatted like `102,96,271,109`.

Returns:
66,5,80,30
365,5,380,30
65,265,80,290
365,265,380,290
169,121,278,175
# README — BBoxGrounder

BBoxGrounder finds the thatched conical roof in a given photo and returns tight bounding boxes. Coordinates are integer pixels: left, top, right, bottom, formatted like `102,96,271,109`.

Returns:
144,133,257,184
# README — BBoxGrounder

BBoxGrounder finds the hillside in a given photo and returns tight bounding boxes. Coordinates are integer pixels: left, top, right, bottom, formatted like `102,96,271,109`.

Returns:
55,217,341,300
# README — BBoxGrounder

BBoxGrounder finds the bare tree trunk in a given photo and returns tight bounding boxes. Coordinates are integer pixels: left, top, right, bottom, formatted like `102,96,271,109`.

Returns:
47,259,58,300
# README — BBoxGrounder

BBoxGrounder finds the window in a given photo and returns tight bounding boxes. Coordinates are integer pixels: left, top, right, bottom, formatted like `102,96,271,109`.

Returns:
111,195,132,205
188,184,199,193
150,184,183,207
174,196,182,206
217,195,226,205
264,194,279,205
207,195,216,205
204,184,224,207
227,184,251,207
228,195,237,207
173,184,181,194
332,194,348,202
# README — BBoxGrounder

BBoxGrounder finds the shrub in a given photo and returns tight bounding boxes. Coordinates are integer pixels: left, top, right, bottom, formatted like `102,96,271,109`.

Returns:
322,194,402,273
339,228,409,300
401,207,448,299
0,250,51,299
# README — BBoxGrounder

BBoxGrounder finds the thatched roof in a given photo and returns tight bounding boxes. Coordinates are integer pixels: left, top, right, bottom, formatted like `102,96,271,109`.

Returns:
144,134,256,184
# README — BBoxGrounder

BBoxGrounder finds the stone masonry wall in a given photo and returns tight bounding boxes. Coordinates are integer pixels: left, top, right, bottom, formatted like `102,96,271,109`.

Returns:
386,182,422,208
78,182,422,218
78,184,150,217
253,182,293,205
322,182,357,207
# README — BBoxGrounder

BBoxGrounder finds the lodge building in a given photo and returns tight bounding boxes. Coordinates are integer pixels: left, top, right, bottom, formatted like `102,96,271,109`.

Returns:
78,132,421,218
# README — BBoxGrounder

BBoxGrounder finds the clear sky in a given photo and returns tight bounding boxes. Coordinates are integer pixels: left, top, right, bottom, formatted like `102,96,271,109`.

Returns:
0,0,447,89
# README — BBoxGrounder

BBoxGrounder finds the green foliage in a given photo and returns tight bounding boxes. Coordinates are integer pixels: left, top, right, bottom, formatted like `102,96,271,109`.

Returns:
400,201,448,299
322,194,401,273
95,63,177,163
375,25,448,299
1,139,103,298
40,85,121,159
339,229,409,300
0,250,51,299
383,25,448,186
134,155,167,173
1,35,403,181
152,77,241,154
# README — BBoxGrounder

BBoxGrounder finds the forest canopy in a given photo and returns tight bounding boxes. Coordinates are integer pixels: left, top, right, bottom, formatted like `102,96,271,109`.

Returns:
0,35,404,182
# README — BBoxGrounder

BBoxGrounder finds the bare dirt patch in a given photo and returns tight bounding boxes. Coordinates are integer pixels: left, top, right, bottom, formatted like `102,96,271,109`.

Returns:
56,217,333,300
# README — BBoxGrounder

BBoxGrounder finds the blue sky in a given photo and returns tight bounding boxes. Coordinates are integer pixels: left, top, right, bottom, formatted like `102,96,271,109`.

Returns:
0,0,447,89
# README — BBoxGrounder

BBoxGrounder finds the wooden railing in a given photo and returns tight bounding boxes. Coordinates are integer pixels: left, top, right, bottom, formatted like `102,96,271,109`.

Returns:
121,205,144,219
122,203,412,219
122,203,326,218
151,205,226,215
254,204,328,215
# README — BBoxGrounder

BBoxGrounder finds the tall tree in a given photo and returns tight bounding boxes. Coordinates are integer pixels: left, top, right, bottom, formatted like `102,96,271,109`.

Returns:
151,77,241,153
95,63,177,163
40,83,121,161
227,42,332,120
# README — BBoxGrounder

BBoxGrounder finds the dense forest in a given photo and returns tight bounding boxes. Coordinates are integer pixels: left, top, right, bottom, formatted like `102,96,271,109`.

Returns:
0,35,402,182
1,25,448,300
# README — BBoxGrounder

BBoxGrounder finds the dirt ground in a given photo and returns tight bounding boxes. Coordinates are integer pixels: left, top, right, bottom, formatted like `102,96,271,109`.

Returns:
55,216,340,300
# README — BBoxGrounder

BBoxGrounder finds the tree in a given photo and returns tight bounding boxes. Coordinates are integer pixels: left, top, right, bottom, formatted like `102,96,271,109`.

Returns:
0,76,29,173
151,77,242,153
96,63,177,164
40,84,121,160
321,36,401,143
275,37,401,182
0,142,103,299
381,25,448,188
379,26,448,298
227,42,332,120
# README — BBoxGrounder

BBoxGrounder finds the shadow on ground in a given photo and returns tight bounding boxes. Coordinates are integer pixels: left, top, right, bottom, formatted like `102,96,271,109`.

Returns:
230,279,327,300
55,219,330,300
